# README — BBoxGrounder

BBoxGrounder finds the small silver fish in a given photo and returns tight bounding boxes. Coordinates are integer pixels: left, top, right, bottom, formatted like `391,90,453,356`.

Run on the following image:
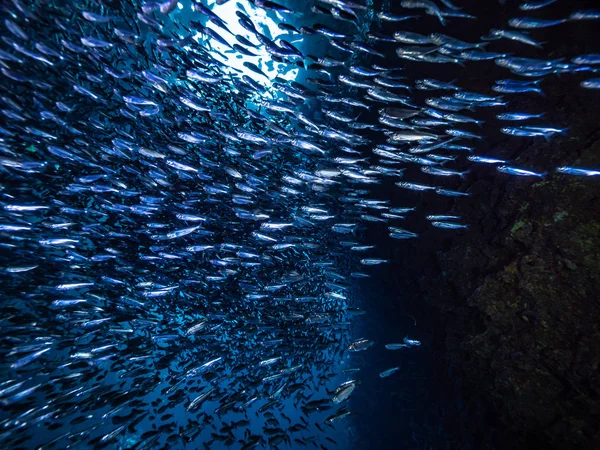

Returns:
385,343,409,350
431,221,469,230
379,367,400,378
556,166,600,176
497,165,547,177
403,336,421,347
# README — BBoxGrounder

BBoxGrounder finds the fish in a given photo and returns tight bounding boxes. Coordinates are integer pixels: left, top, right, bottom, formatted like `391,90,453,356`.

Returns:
377,12,418,22
10,348,51,369
497,166,547,177
483,29,543,48
401,0,447,26
403,336,422,347
360,259,390,265
570,10,600,21
427,215,460,221
496,112,545,121
421,166,468,178
508,17,567,29
348,338,375,352
396,182,437,191
0,0,598,448
5,265,38,273
385,343,408,351
431,221,469,230
519,0,558,11
572,54,600,65
379,367,400,378
325,407,351,424
332,380,357,403
581,79,600,89
467,156,507,164
493,84,543,95
500,126,566,138
556,166,600,176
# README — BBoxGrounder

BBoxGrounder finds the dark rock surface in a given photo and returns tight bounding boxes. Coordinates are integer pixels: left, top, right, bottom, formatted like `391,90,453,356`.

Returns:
413,96,600,448
369,97,600,449
363,2,600,448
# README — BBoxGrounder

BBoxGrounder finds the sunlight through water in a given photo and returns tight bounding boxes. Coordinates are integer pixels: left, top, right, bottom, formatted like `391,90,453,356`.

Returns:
192,1,299,85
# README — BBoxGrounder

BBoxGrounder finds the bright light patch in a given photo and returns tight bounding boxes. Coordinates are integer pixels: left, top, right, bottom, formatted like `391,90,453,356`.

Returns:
193,1,299,86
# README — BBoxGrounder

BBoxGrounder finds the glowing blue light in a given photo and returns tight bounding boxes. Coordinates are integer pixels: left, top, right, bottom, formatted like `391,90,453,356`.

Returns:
193,1,299,86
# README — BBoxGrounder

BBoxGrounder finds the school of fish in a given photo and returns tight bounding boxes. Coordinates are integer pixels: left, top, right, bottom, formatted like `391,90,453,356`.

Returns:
0,0,599,448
